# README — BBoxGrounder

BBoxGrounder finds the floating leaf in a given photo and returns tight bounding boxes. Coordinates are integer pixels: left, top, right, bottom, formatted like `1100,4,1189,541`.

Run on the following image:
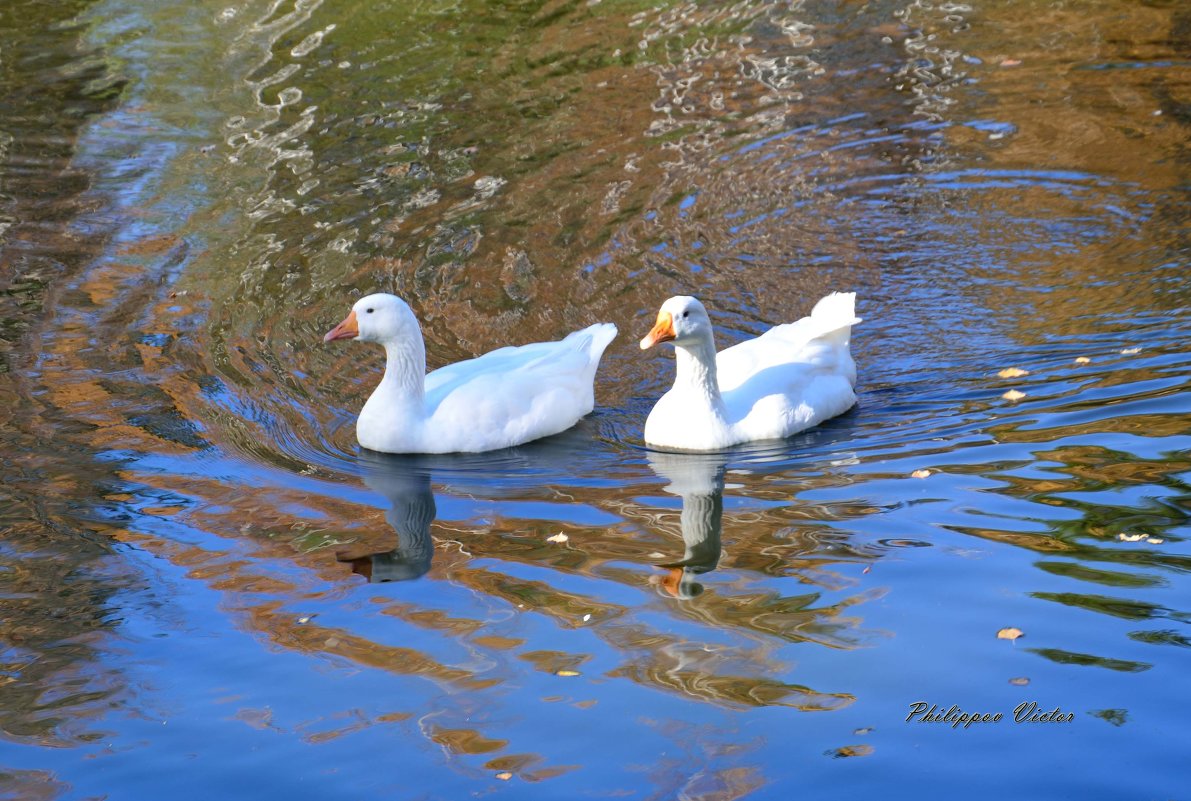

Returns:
1120,347,1141,355
911,469,932,479
1091,708,1128,727
555,669,580,677
1074,356,1091,364
546,533,569,543
1009,677,1030,686
997,367,1029,378
495,772,513,781
1118,533,1147,542
827,744,874,758
1147,538,1164,545
997,627,1024,641
1002,389,1026,401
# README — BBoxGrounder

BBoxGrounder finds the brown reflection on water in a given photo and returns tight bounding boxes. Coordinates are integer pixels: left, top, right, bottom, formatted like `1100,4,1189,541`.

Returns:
636,719,767,800
967,2,1189,185
0,0,125,367
98,438,879,718
252,610,498,691
945,440,1189,563
135,471,869,774
0,0,147,751
0,770,70,801
935,2,1190,338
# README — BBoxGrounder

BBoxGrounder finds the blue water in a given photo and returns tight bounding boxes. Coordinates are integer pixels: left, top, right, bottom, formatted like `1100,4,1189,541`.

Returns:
0,0,1188,798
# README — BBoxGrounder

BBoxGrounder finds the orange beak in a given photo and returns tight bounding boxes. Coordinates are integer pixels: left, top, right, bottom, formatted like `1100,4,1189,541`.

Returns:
661,567,683,598
323,309,359,343
639,310,675,349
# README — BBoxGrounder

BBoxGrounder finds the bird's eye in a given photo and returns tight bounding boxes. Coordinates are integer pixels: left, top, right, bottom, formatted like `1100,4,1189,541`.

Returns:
681,311,689,319
366,308,374,314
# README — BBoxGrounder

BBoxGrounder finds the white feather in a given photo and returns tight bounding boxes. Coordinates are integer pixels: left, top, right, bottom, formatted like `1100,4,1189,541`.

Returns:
329,293,617,453
642,293,859,451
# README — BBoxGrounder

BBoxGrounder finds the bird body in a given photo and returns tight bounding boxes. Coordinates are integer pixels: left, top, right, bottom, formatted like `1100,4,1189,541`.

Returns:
325,293,616,454
640,293,859,451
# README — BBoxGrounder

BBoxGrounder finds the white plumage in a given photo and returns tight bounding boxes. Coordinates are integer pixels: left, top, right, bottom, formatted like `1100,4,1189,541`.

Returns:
325,293,616,453
639,292,860,451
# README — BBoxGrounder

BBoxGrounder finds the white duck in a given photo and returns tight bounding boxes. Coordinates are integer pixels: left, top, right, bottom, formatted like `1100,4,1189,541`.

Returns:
639,293,860,451
324,293,617,453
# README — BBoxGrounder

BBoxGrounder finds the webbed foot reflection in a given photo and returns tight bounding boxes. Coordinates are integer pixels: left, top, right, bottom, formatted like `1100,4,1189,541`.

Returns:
647,451,726,599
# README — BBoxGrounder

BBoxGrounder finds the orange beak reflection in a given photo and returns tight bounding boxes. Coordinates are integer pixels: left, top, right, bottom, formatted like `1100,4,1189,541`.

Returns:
639,310,675,349
661,567,683,598
323,309,359,343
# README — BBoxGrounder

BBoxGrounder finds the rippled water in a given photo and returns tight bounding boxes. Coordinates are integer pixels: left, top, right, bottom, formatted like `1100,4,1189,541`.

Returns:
2,0,1189,797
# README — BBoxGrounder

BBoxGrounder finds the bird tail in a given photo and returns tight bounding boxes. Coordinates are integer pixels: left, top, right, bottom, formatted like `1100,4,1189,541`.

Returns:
566,322,618,361
811,292,860,325
806,292,861,349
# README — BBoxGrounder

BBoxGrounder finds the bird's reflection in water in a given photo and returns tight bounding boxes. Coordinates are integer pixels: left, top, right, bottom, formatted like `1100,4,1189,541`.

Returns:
339,450,437,582
338,422,613,582
646,450,728,600
644,416,863,598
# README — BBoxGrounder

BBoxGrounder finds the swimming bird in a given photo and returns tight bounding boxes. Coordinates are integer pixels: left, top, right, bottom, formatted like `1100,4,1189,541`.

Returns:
639,293,859,451
325,293,617,453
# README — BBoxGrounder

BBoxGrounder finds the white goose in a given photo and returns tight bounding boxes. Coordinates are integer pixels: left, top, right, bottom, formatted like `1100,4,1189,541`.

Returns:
639,293,860,451
325,293,617,453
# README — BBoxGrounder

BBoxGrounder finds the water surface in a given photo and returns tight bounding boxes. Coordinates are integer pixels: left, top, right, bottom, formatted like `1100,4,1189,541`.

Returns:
1,0,1188,798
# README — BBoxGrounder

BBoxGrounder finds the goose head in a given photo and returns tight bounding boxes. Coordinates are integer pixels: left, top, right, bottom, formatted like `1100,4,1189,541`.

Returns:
640,295,712,350
324,293,419,345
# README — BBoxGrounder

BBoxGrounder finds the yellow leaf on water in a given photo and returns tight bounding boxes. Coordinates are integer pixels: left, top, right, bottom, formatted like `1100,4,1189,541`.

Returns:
997,627,1024,641
827,744,874,758
546,533,569,543
495,772,513,781
997,367,1029,378
1002,390,1026,401
1074,356,1091,364
555,670,581,677
911,469,932,479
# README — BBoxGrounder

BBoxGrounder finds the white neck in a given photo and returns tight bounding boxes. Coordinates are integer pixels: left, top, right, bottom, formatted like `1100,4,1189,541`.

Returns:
673,333,727,418
681,490,723,558
366,336,427,420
